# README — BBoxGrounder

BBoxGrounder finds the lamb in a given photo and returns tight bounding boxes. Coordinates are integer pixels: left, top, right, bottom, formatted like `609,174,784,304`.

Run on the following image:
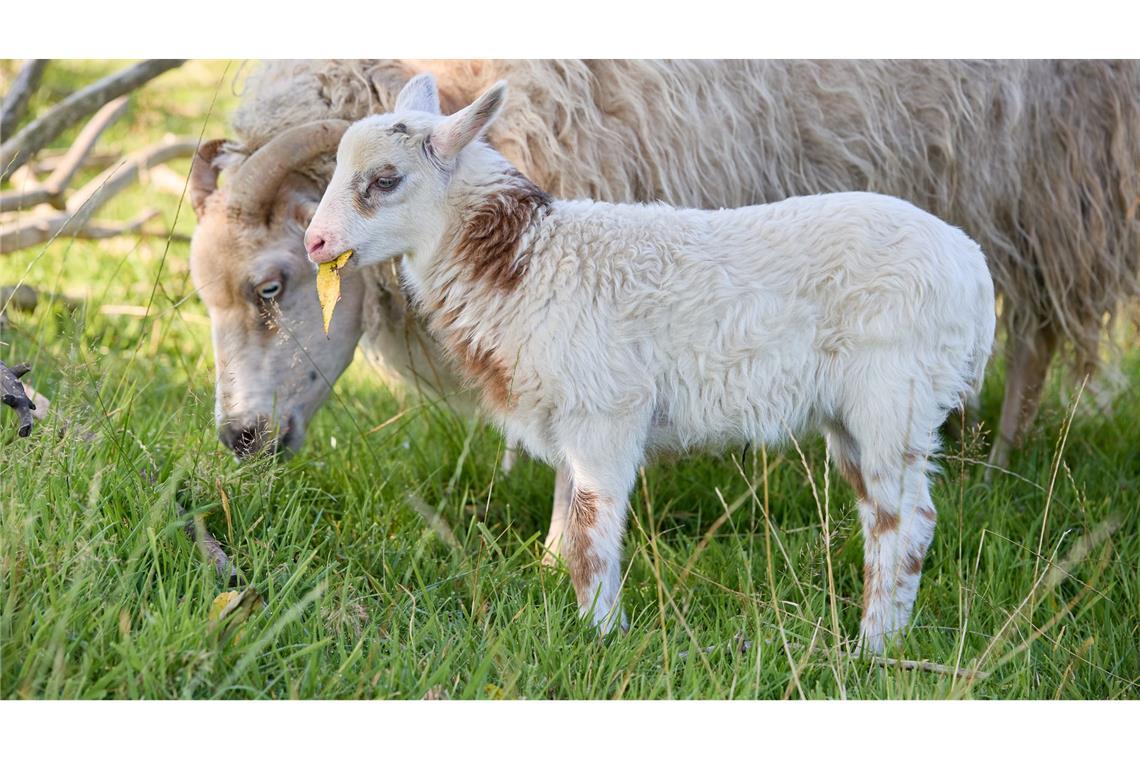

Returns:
304,75,997,652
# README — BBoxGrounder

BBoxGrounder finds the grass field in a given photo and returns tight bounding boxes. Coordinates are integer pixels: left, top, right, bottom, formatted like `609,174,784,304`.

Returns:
2,61,1138,700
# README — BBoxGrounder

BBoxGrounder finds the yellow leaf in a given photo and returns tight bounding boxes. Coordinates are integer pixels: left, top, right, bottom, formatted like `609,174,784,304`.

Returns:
316,250,354,335
208,590,242,622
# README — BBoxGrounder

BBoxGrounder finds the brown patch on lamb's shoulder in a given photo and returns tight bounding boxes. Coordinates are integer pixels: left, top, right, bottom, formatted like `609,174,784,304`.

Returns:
454,173,551,291
873,509,900,537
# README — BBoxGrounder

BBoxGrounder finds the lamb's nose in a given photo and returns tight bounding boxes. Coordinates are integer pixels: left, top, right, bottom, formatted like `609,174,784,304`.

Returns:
305,230,329,263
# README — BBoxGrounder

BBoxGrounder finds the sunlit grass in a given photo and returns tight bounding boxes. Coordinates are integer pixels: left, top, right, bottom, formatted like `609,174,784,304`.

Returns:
2,60,1137,699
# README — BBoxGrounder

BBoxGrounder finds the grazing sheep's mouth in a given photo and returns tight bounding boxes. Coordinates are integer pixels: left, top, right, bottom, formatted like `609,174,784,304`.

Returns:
221,414,300,461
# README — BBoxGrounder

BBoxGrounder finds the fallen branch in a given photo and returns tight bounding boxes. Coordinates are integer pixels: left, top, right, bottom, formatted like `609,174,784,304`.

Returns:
674,633,992,680
1,59,184,181
0,360,36,437
0,59,48,138
0,97,128,213
28,149,119,175
1,283,41,313
141,163,192,196
64,209,160,239
178,501,240,588
861,655,991,680
1,138,197,253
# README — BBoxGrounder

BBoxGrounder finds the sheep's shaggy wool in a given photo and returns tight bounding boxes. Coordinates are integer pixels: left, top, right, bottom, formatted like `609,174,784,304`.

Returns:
228,59,1138,390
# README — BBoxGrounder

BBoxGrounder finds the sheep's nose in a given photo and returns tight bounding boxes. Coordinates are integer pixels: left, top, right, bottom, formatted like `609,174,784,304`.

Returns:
218,418,280,460
305,230,330,263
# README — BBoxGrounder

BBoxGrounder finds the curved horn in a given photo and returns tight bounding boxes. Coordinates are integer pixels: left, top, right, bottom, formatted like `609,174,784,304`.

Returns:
190,138,227,219
226,119,349,225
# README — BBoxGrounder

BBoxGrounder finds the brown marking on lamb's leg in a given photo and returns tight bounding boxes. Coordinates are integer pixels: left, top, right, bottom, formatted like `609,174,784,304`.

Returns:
857,462,938,656
560,481,628,634
562,487,602,607
988,321,1058,475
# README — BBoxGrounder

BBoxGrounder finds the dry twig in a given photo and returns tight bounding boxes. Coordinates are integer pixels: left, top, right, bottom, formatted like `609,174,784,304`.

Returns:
178,500,240,588
1,138,196,253
0,97,128,213
0,59,48,138
0,360,36,437
1,59,184,180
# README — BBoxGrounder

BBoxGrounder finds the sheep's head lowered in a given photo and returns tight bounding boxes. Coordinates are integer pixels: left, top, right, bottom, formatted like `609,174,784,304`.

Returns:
189,121,365,458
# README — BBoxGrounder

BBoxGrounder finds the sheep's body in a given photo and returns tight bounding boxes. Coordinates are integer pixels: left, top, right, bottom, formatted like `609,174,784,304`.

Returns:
306,79,997,650
226,59,1137,469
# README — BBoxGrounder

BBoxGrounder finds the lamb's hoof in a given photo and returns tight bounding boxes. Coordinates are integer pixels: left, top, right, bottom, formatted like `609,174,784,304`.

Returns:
592,608,628,639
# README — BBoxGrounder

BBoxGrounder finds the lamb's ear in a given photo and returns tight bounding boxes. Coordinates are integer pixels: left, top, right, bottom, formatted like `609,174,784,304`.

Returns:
429,80,507,162
395,73,441,115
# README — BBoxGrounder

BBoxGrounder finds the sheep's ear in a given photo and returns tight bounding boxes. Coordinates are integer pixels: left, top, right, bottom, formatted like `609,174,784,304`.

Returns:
395,73,441,115
429,80,507,161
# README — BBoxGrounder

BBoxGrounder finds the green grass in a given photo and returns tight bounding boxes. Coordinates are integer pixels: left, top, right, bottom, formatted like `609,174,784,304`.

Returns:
2,61,1138,700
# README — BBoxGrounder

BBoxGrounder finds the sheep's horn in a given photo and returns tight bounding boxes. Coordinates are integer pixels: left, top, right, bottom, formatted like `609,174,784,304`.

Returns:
226,119,349,225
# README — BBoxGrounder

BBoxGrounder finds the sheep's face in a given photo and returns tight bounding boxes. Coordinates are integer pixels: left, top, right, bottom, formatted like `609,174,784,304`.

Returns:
306,75,508,271
189,143,364,459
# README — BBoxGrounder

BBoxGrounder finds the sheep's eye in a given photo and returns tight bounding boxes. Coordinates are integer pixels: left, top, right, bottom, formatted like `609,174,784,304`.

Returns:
256,280,283,300
371,174,402,193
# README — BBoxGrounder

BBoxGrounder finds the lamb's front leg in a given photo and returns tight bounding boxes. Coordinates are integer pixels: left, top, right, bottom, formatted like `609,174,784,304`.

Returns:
559,426,644,634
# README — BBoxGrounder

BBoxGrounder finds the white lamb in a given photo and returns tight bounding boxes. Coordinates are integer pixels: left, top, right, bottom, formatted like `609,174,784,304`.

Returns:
304,75,996,652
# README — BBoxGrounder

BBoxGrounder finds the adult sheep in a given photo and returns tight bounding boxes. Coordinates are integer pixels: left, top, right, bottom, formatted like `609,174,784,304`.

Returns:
189,59,1139,477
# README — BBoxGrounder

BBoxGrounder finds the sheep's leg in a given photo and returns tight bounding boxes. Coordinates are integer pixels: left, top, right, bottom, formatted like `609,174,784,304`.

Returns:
559,420,645,634
988,321,1058,474
854,455,937,655
541,465,574,567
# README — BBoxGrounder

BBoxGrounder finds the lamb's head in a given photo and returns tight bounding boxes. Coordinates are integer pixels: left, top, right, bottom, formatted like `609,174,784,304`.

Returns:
305,75,508,270
189,121,365,459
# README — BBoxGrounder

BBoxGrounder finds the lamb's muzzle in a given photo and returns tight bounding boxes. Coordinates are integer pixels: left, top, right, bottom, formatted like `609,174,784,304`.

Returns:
309,75,997,652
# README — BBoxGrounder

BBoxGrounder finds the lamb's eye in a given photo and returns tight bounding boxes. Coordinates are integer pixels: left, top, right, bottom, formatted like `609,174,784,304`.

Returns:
371,174,402,193
256,280,283,300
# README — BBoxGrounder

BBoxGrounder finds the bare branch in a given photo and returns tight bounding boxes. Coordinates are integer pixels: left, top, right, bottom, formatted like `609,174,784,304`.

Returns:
30,150,119,174
176,495,240,587
1,59,184,181
142,163,192,196
862,655,991,680
66,138,196,220
0,60,48,138
1,360,36,437
0,97,129,213
1,138,197,253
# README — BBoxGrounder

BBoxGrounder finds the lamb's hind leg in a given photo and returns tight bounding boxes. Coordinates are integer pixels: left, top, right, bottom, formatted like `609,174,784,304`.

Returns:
855,454,937,654
832,416,938,654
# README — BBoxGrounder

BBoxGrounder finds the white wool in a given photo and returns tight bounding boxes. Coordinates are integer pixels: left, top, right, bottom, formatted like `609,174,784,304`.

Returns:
308,81,997,649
